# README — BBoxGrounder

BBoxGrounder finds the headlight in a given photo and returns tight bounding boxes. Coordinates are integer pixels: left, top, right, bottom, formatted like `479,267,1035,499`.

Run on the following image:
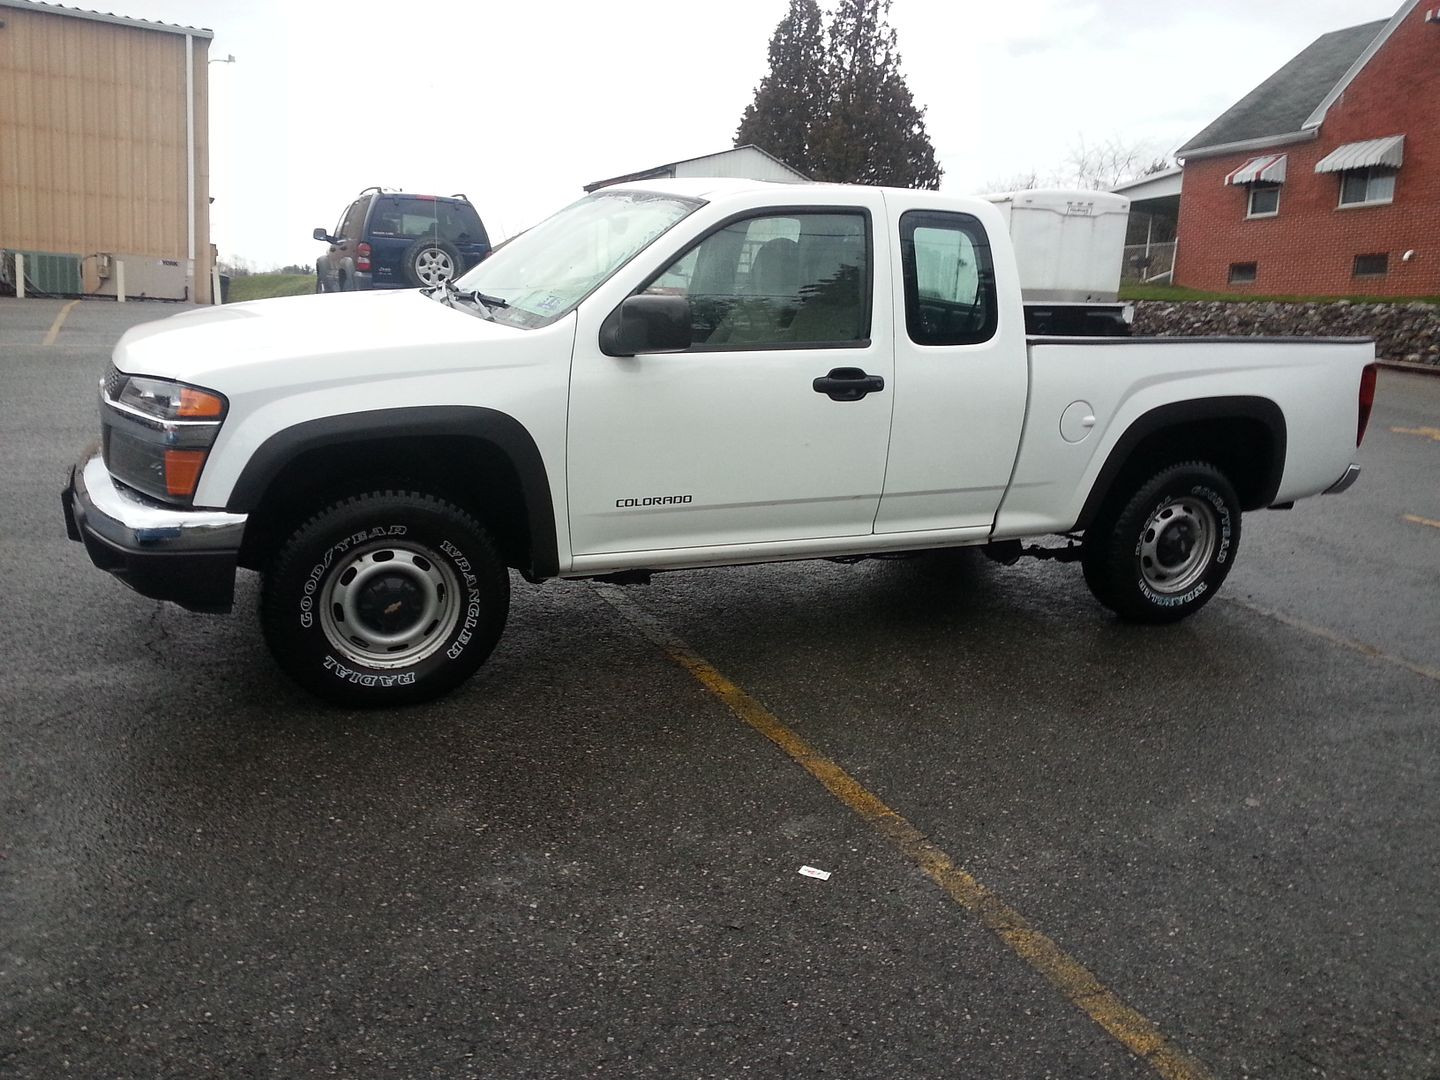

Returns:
101,368,228,505
118,375,226,420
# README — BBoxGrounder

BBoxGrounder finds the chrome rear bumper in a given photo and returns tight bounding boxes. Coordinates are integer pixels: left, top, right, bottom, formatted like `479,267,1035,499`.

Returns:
1323,463,1362,495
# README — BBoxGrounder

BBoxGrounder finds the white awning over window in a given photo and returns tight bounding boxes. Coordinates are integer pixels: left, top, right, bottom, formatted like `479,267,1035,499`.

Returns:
1314,135,1405,174
1225,154,1288,185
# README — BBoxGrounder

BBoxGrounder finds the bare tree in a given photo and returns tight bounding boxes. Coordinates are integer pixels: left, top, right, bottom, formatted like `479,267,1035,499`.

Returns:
980,168,1043,193
980,137,1174,194
1060,136,1172,190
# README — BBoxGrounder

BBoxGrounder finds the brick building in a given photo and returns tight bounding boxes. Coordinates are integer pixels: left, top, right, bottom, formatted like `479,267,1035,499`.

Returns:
1174,0,1440,297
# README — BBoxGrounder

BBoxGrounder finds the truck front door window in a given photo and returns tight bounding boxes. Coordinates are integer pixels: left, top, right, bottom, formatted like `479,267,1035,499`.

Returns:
900,211,997,346
644,212,870,349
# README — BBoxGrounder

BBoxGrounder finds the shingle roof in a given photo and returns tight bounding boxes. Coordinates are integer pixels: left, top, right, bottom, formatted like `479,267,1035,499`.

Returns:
1177,19,1388,156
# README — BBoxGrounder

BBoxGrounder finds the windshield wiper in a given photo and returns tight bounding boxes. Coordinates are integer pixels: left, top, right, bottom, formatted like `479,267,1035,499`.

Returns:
465,289,510,311
426,279,509,317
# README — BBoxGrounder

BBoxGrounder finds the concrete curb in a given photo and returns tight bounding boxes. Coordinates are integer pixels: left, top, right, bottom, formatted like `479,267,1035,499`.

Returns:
1377,360,1440,377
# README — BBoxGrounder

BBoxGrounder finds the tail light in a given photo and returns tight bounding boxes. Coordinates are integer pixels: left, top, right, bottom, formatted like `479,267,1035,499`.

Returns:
356,242,372,272
1357,363,1378,446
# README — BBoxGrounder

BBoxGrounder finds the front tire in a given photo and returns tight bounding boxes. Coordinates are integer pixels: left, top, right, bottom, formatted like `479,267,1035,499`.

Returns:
1082,461,1241,623
260,492,509,706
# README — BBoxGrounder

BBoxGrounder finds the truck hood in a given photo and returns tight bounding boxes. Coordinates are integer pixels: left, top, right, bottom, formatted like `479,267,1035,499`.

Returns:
112,289,523,387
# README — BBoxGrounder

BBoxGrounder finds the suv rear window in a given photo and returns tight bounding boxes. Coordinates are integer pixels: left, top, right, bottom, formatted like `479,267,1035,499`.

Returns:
338,196,371,241
369,197,488,246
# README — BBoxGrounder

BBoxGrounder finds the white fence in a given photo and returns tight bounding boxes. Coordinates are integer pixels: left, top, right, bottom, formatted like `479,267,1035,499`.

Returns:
1122,242,1176,283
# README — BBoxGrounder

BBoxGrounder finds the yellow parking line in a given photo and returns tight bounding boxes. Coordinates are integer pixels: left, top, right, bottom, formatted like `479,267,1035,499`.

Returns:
42,299,80,346
1390,425,1440,443
595,584,1215,1080
1404,514,1440,531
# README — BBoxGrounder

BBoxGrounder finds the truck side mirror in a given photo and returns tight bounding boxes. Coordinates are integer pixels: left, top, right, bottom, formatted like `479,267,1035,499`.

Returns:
599,295,692,357
313,227,333,243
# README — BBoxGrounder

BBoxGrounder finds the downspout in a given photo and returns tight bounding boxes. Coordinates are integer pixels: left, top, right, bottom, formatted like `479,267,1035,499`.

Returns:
185,33,196,301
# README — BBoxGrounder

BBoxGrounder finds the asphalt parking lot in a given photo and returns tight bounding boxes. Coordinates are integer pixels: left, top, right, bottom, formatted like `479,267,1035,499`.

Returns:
3,296,1438,1079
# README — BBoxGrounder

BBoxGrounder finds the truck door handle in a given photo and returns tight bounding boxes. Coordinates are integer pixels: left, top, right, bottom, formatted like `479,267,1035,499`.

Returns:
813,367,885,402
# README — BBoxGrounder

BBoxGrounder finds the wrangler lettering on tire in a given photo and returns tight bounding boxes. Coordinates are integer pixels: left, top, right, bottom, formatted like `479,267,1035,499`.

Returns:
1082,461,1242,623
260,491,508,706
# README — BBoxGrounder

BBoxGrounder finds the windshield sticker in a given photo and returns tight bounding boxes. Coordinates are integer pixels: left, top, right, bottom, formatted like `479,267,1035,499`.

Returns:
532,293,566,313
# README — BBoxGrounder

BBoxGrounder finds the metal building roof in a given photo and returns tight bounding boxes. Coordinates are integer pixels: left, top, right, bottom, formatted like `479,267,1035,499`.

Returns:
0,0,213,38
584,145,809,192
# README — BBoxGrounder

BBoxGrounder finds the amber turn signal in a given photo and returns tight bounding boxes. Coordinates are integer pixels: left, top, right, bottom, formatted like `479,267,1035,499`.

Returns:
178,387,225,418
164,449,208,496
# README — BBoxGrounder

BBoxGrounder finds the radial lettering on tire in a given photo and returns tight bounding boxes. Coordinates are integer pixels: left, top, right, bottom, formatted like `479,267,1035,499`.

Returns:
259,492,510,706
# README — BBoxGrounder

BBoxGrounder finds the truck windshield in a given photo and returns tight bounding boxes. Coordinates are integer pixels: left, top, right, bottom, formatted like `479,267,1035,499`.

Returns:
452,191,701,328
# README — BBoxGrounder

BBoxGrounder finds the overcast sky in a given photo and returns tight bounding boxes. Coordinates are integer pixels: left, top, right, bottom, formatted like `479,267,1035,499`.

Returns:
90,0,1403,269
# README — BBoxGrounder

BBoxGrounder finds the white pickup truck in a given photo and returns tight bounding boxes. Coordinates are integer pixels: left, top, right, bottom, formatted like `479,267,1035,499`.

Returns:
63,179,1377,705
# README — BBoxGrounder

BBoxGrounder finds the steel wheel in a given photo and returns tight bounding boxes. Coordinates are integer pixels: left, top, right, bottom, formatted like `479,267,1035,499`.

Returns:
1081,461,1241,623
1137,494,1218,595
318,539,461,668
260,491,510,706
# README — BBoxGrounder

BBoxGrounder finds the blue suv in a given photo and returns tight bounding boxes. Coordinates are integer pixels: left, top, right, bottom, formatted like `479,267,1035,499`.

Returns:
313,188,491,291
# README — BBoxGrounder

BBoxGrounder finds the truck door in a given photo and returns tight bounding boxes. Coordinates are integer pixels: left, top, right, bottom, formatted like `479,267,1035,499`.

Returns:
873,198,1029,534
566,205,895,557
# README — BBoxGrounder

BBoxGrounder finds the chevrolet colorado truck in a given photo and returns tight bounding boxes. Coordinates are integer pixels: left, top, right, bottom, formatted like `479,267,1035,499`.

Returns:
62,179,1377,706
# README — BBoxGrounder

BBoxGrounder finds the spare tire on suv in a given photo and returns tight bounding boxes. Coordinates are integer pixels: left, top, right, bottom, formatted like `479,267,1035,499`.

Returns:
312,189,491,292
401,236,464,288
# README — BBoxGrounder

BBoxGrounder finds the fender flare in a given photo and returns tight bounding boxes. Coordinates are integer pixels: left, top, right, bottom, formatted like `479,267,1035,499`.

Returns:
1075,396,1287,529
225,406,559,576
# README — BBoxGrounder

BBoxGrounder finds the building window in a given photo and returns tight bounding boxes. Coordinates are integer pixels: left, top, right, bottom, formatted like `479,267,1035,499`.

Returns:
1353,253,1389,277
1228,262,1258,285
1247,184,1280,218
1338,168,1396,207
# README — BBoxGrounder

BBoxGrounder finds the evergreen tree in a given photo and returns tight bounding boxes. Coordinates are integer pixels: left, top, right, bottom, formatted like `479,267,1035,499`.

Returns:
811,0,941,188
734,0,827,176
736,0,942,189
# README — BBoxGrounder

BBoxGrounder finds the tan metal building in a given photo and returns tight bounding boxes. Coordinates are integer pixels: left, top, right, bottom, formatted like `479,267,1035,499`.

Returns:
0,0,214,302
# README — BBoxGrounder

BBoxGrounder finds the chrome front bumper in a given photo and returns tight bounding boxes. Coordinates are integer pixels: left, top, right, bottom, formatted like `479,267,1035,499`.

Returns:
62,447,248,612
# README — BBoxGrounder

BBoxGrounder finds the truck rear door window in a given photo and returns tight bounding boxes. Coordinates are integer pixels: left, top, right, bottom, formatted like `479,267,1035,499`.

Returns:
899,211,997,347
644,211,871,349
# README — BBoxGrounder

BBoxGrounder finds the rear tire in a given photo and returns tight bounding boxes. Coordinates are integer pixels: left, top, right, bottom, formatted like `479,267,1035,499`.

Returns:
1082,461,1241,623
260,491,509,706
